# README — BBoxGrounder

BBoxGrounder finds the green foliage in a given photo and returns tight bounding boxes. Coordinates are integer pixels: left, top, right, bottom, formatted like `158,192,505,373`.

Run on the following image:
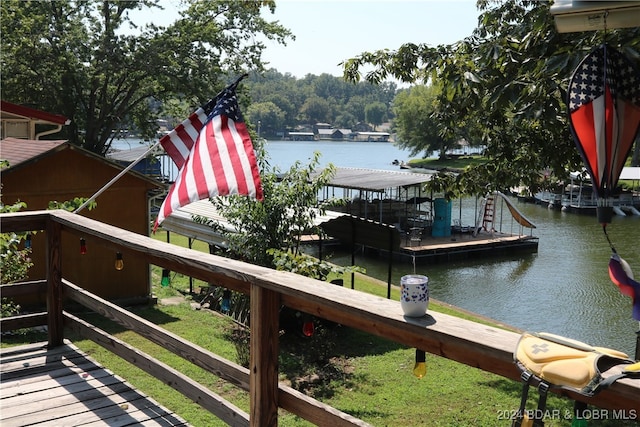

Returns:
0,232,33,285
268,249,364,281
195,151,339,268
299,95,331,124
245,101,285,136
0,191,31,334
48,197,96,212
393,85,460,159
363,101,387,130
244,70,397,136
0,0,292,155
0,297,37,338
0,197,32,285
224,325,251,368
342,0,640,196
0,298,21,318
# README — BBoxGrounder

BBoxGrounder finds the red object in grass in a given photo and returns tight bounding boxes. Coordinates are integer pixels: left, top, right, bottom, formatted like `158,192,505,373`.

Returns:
302,321,314,337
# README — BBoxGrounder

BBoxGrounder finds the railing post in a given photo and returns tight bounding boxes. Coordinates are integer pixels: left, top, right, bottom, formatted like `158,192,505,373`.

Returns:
46,218,64,347
250,284,280,426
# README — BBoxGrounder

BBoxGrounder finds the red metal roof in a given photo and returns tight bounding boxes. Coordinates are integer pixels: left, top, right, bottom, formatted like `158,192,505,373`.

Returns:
0,101,70,125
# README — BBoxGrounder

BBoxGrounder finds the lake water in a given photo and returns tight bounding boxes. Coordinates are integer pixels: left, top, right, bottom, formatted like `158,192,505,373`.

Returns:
116,138,640,356
263,139,417,171
111,138,422,180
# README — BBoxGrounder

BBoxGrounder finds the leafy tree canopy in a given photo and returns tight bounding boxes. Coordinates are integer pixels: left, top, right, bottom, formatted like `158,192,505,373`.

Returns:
393,85,452,159
245,101,285,137
193,150,338,269
0,0,292,155
364,101,387,130
245,70,397,135
342,0,640,198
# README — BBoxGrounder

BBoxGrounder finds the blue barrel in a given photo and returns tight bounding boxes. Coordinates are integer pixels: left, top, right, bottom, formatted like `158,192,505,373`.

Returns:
431,198,452,237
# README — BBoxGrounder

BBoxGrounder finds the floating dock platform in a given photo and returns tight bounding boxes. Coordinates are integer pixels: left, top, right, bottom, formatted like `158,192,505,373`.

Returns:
396,230,539,264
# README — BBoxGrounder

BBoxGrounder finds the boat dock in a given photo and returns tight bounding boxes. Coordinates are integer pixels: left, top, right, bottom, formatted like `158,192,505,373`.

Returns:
157,168,539,265
303,227,538,264
397,229,539,263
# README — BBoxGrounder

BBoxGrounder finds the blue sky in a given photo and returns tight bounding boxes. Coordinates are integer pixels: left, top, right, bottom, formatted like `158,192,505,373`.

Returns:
130,0,481,79
260,0,481,78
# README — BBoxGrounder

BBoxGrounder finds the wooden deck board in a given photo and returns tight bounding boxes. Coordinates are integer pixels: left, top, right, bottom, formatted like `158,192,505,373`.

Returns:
0,341,189,426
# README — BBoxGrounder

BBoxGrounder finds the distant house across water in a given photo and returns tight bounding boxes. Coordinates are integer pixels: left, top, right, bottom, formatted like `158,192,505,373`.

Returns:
286,128,390,142
317,128,355,140
287,131,315,141
353,131,390,142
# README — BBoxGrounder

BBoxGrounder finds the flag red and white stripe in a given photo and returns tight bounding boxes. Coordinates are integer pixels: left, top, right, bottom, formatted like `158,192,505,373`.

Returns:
154,85,263,230
159,107,209,170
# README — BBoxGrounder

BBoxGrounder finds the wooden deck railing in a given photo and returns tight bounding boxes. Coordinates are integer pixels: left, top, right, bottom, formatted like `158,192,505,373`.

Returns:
1,209,638,426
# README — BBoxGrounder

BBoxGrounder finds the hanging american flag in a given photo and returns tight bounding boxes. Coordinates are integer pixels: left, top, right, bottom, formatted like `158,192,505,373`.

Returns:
154,81,264,230
568,44,640,201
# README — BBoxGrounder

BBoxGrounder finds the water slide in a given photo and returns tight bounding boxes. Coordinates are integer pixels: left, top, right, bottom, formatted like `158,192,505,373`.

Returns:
495,191,537,229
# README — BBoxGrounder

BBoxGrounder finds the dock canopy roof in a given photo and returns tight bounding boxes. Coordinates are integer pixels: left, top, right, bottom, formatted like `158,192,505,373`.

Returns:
318,167,433,192
620,167,640,181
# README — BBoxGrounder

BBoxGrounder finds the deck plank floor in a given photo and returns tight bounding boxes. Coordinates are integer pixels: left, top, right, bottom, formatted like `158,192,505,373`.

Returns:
0,341,189,426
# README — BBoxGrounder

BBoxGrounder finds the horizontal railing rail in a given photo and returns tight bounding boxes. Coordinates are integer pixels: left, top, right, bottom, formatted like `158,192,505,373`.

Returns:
1,209,638,426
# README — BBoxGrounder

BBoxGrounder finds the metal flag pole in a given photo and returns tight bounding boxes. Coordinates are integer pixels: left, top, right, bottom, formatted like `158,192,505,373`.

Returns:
74,140,162,213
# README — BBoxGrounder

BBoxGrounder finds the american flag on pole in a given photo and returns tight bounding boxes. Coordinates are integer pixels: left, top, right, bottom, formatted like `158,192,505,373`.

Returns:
154,80,264,230
568,44,640,199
